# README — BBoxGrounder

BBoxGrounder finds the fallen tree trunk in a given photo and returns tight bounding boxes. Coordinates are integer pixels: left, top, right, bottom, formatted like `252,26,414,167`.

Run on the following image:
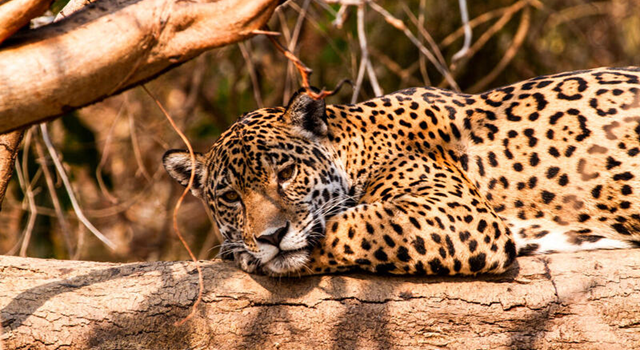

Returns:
0,0,279,134
1,250,640,349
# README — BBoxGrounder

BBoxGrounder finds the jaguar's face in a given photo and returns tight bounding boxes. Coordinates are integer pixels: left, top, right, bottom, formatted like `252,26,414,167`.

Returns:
163,92,351,275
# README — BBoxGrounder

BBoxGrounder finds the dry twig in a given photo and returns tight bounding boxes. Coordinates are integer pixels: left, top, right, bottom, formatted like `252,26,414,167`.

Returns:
417,0,430,86
368,47,422,87
13,157,37,258
39,124,117,251
141,85,203,327
128,113,152,183
401,4,447,70
282,0,311,103
34,137,74,257
96,101,126,204
451,0,472,62
264,28,348,100
468,7,531,92
368,1,460,91
238,42,265,108
351,4,382,103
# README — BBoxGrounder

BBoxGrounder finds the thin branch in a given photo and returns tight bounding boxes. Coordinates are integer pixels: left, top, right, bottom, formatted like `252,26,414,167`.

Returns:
351,6,368,103
39,124,117,251
368,1,460,91
73,224,86,260
286,1,351,67
277,10,294,105
250,29,281,36
34,136,74,257
440,6,506,48
283,0,311,104
141,85,203,327
96,100,126,204
128,113,152,183
451,0,472,62
265,29,346,100
401,4,447,70
368,47,423,87
20,128,32,197
0,130,25,207
437,0,529,89
357,5,382,100
13,158,37,257
454,1,527,65
331,4,349,28
322,0,363,5
417,0,430,86
238,42,264,108
468,7,531,92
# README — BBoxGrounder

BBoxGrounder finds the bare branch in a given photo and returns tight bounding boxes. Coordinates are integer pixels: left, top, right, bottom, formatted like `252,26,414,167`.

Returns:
351,5,369,103
128,114,152,183
468,7,531,92
141,85,202,326
238,42,264,108
0,0,280,134
417,0,431,86
34,136,74,256
0,130,24,207
11,154,38,257
451,0,472,62
0,0,52,42
282,0,311,104
368,1,460,91
359,5,383,98
95,102,125,204
39,124,117,251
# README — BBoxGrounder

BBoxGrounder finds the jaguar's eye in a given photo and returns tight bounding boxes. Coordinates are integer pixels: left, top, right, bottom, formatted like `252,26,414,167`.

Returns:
277,164,295,183
221,190,240,203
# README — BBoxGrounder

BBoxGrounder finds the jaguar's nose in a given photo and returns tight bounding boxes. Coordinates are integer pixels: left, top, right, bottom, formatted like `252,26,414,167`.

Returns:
256,222,290,247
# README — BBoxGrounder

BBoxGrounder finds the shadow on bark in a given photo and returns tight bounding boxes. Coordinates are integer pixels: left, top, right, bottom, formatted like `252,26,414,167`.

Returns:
1,259,532,349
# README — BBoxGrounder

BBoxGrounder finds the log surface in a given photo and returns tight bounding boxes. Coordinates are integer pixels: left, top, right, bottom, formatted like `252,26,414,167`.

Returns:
1,250,640,349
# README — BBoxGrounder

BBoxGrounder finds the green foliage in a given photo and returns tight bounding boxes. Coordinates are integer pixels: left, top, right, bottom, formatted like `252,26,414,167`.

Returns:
51,0,71,15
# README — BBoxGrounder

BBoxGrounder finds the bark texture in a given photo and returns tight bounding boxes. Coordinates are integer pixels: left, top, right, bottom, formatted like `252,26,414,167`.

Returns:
0,0,279,134
0,0,52,42
0,0,53,208
0,130,23,208
1,250,640,349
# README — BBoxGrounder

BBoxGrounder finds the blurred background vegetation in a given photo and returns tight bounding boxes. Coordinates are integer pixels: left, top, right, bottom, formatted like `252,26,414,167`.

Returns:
1,0,639,262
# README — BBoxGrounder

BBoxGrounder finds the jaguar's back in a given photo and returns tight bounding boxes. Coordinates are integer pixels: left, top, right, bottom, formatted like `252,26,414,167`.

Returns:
164,67,640,276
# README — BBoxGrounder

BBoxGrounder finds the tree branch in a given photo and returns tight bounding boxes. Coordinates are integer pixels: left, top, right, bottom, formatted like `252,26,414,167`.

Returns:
0,130,23,208
2,250,640,349
0,0,52,43
0,0,279,134
0,0,58,207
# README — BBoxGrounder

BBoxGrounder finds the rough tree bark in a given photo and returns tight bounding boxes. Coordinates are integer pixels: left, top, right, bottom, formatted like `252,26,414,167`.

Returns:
0,0,279,207
0,131,23,207
0,0,279,134
0,0,55,208
1,250,640,349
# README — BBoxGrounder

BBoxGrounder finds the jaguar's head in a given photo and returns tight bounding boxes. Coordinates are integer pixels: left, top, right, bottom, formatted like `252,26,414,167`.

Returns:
163,91,351,275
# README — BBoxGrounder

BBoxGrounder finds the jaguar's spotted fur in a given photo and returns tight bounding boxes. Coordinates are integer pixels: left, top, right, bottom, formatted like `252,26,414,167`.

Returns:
164,67,640,276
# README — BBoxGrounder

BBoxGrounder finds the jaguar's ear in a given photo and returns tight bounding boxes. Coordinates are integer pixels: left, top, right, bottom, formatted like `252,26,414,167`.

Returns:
163,150,207,198
284,88,328,137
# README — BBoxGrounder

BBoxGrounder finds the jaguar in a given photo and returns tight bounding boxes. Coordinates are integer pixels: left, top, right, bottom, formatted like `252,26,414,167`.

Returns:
164,67,640,276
